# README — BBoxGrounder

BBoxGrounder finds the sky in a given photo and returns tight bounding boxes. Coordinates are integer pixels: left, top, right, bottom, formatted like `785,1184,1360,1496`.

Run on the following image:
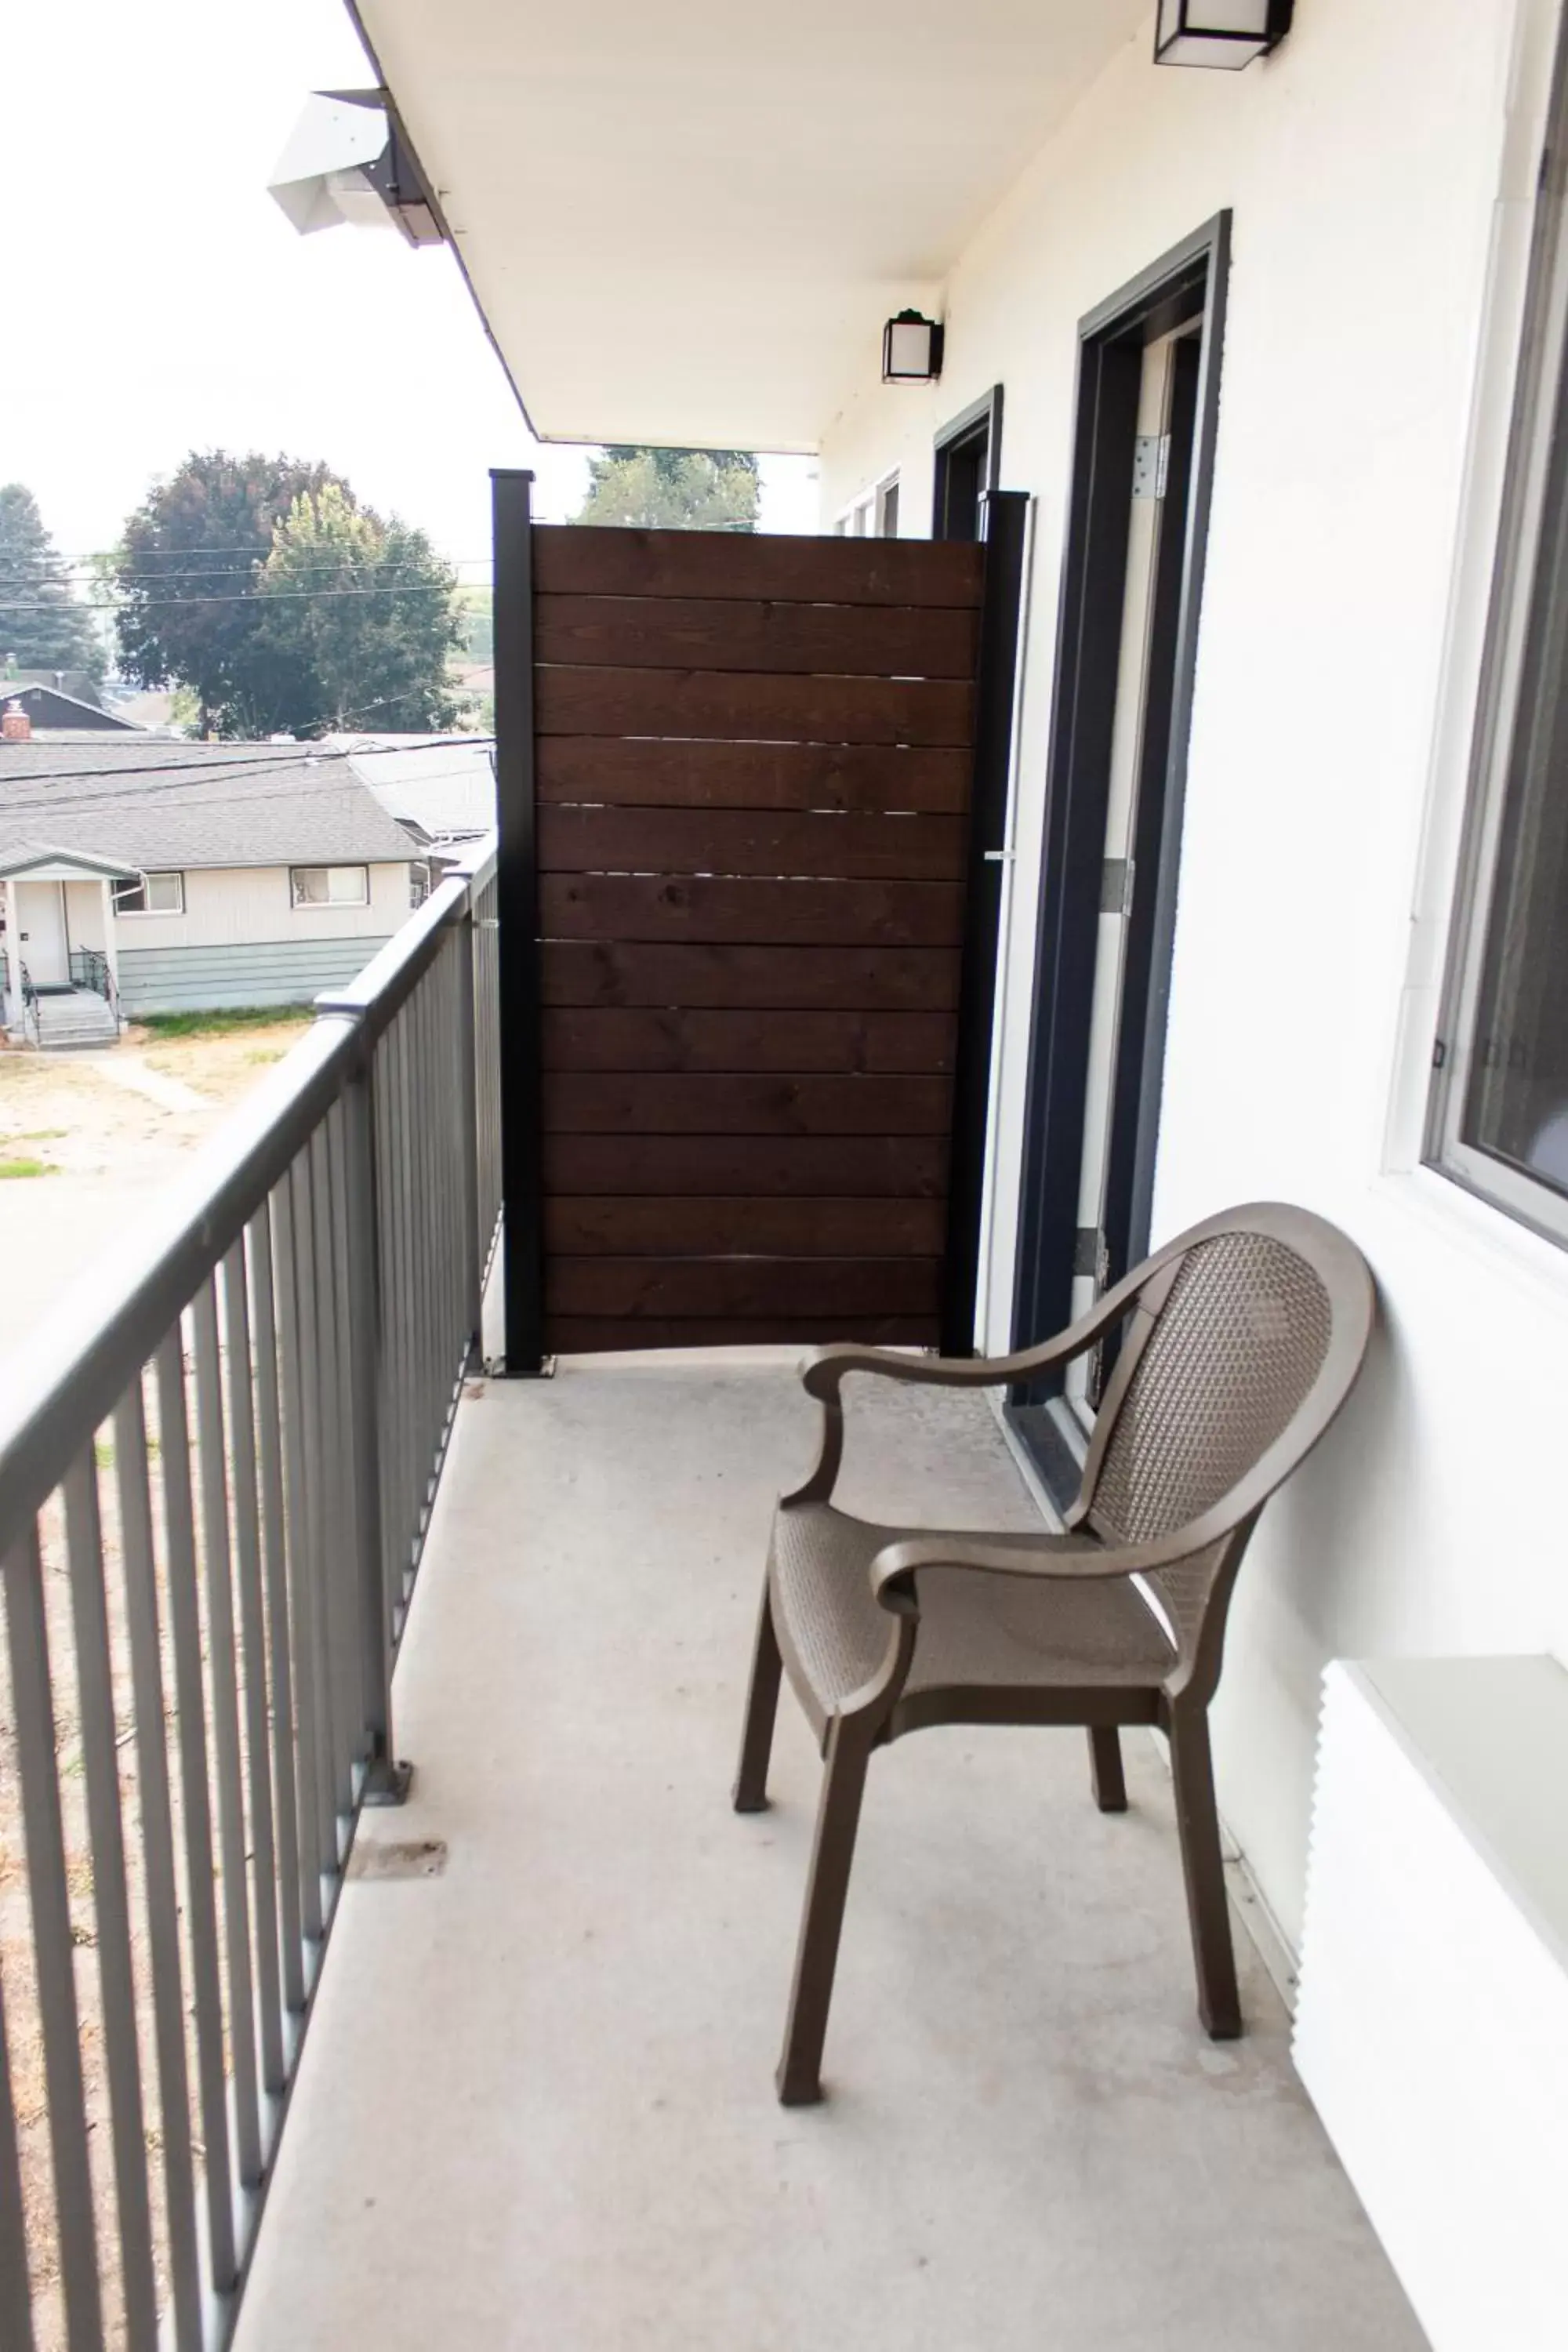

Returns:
2,0,818,588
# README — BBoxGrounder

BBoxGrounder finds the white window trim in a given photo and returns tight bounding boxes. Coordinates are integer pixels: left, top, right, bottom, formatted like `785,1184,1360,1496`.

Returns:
833,474,901,541
1422,5,1568,1253
111,870,185,917
289,863,370,910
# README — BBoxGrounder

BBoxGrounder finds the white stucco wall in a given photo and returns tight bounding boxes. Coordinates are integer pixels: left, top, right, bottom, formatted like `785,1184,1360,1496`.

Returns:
106,862,412,950
818,0,1568,1952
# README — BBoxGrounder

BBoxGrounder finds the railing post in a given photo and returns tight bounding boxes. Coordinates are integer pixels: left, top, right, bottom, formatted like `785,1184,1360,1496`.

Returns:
342,1045,411,1805
455,889,485,1363
492,466,548,1374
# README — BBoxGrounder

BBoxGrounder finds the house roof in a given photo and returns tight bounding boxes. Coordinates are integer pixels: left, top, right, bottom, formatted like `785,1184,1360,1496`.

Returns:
0,740,419,872
0,671,110,710
0,844,140,882
331,734,496,843
1,682,143,731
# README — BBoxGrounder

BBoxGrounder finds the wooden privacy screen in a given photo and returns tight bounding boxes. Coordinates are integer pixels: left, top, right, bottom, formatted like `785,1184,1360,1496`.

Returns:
494,492,1023,1362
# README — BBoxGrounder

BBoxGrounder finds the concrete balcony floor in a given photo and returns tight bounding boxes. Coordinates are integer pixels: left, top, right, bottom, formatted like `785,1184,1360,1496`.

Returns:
237,1356,1421,2352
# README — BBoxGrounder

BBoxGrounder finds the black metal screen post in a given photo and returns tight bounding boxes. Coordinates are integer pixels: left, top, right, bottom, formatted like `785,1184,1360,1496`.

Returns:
940,488,1028,1357
492,467,546,1374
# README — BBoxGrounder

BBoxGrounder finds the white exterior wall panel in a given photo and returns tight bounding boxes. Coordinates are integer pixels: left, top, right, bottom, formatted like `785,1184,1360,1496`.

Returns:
817,0,1568,1952
108,862,410,952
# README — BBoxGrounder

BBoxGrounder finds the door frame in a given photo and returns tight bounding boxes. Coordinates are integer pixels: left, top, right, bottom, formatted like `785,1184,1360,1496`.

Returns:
932,384,1005,539
1007,212,1231,1490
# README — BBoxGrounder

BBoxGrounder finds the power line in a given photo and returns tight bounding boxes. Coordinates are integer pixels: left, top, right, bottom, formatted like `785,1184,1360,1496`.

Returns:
1,584,473,613
0,735,494,791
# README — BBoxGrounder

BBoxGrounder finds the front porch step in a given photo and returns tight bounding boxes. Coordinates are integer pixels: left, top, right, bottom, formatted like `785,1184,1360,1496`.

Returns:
32,990,120,1048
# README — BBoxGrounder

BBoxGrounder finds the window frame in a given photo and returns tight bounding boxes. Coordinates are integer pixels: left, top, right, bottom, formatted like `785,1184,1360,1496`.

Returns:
1428,42,1568,1251
111,869,184,917
289,863,370,910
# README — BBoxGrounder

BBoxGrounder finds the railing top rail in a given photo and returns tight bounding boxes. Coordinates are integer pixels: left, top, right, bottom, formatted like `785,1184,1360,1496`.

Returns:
0,835,497,1555
315,833,496,1040
0,1016,356,1555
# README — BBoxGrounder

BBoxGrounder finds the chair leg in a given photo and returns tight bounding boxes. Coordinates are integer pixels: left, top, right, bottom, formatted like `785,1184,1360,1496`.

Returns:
732,1573,782,1813
1168,1705,1241,2039
1088,1726,1127,1813
775,1713,874,2105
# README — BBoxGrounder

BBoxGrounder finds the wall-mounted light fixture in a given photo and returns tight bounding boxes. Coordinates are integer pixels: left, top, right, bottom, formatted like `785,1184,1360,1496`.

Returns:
1154,1,1293,70
882,310,945,384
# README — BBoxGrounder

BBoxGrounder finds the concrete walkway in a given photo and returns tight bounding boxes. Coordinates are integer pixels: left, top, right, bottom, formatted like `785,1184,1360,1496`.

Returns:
238,1360,1422,2352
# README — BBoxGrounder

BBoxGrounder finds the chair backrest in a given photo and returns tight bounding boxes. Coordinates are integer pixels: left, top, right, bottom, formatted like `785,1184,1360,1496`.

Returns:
1077,1206,1374,1683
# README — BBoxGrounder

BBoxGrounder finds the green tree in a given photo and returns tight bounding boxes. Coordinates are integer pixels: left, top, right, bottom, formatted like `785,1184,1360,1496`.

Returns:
572,447,760,531
254,484,460,736
0,485,103,682
113,450,345,735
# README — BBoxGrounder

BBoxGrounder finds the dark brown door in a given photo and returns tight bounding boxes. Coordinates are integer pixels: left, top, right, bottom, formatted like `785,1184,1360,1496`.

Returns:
492,495,1023,1366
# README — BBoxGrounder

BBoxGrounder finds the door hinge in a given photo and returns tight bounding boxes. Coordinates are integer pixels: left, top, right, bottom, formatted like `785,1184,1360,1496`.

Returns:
1132,434,1171,501
1432,1036,1448,1071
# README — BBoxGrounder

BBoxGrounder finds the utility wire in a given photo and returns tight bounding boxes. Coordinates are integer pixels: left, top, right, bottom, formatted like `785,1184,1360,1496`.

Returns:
1,584,474,612
0,735,494,790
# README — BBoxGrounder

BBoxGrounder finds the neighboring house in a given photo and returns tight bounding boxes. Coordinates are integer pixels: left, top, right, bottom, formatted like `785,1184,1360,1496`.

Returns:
1,681,141,733
328,4,1568,2330
0,738,419,1030
330,731,496,850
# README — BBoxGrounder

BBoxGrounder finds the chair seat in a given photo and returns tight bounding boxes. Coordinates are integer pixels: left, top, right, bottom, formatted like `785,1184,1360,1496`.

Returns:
769,1499,1178,1722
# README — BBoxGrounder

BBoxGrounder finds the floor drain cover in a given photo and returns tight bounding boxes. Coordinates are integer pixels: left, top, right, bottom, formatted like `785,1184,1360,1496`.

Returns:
347,1838,448,1881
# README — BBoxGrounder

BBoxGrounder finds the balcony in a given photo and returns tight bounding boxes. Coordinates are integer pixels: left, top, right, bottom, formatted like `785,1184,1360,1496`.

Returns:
0,836,1421,2352
229,1351,1420,2351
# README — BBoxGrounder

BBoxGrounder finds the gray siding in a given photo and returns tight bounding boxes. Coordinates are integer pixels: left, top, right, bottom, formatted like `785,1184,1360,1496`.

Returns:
117,935,393,1015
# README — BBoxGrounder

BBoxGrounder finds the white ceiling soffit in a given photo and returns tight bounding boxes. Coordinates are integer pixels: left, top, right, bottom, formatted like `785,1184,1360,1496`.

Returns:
350,1,1151,451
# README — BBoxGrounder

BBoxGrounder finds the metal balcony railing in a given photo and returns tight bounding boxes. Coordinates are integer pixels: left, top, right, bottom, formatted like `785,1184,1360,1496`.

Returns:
0,837,500,2350
67,948,114,1006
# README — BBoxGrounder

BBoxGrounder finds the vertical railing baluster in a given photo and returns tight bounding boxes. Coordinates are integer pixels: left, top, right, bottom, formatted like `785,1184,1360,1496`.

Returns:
343,1051,404,1799
249,1206,305,2009
222,1238,285,2099
292,1144,347,1845
3,1520,103,2350
116,1376,202,2347
191,1279,261,2191
325,1099,370,1766
313,1116,358,1807
271,1172,330,1940
62,1448,159,2349
154,1329,238,2294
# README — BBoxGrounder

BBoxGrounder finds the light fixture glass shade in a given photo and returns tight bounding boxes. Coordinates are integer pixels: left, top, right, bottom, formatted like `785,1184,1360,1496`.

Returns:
882,311,944,383
1154,0,1293,68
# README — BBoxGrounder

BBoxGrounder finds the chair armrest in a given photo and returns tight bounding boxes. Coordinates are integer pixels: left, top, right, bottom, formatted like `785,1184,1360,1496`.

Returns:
866,1523,1226,1615
783,1264,1171,1508
867,1530,1135,1613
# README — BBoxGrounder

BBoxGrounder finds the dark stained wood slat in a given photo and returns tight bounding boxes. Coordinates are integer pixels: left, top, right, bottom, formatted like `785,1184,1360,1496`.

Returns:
537,804,967,882
542,942,961,1011
532,524,983,609
536,739,973,814
541,1008,956,1075
543,1134,948,1197
550,1315,939,1352
539,876,964,948
534,666,974,749
547,1257,941,1317
534,593,979,680
543,1073,951,1135
544,1197,947,1256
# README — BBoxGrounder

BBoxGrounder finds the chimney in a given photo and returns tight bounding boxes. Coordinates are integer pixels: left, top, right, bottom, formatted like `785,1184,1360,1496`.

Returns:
2,699,31,742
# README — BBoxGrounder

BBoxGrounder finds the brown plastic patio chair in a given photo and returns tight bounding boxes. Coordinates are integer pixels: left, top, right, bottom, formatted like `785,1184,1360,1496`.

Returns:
733,1202,1374,2105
